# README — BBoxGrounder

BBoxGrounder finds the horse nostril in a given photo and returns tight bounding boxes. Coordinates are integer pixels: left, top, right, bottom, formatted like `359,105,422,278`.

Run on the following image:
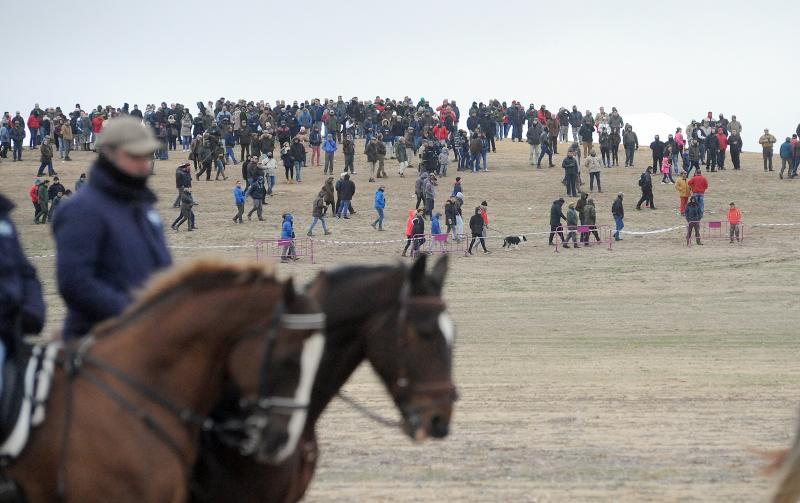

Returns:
431,415,449,438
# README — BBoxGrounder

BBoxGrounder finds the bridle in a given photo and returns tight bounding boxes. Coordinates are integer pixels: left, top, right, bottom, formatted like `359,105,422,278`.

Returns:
337,281,458,428
55,301,326,501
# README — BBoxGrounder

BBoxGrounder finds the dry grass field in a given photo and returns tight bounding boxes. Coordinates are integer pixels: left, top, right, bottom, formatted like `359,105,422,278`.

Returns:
4,137,800,502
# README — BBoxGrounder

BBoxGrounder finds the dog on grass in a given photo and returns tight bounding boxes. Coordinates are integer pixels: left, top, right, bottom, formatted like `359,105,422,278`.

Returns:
502,235,527,250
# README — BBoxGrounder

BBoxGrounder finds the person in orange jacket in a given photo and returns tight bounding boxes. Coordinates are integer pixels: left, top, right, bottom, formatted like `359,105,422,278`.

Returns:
727,202,742,243
401,209,416,257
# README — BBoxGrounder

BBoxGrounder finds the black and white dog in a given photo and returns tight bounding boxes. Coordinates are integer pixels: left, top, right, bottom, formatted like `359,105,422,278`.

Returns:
502,235,527,250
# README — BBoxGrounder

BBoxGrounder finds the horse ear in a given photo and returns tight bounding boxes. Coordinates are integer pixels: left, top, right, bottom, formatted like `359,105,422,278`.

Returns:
282,277,296,305
430,255,448,294
409,253,427,286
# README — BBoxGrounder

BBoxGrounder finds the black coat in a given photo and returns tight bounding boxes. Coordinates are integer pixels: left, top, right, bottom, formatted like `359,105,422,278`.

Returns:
0,194,45,345
338,179,356,200
549,201,566,226
469,214,484,235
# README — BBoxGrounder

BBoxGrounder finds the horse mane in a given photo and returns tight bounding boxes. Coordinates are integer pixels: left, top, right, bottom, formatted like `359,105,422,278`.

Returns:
93,259,278,336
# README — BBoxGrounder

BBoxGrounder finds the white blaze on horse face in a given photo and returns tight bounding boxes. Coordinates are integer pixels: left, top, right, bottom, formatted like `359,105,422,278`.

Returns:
271,332,325,463
438,311,455,348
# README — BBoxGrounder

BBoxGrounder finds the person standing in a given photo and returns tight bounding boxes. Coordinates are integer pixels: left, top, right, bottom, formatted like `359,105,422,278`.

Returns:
34,179,50,224
759,128,777,172
423,174,438,218
622,125,638,167
366,137,380,182
336,174,355,219
527,120,543,165
60,120,74,161
548,198,566,245
232,180,245,224
563,151,579,197
410,209,426,256
685,196,703,246
307,191,331,236
52,117,171,339
322,133,337,175
584,198,601,244
563,203,579,249
675,171,691,215
727,202,742,244
10,123,25,161
401,209,416,257
342,134,355,174
262,151,277,195
37,137,55,177
650,135,665,174
715,127,728,170
466,207,490,255
728,130,743,170
322,176,336,214
687,169,708,215
612,193,624,241
586,150,602,192
280,213,297,263
290,137,306,182
395,136,409,176
309,126,322,167
780,137,793,179
371,185,386,231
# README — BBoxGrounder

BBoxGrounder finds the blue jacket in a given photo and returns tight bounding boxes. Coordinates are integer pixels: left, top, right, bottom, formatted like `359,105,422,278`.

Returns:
233,185,245,204
298,111,312,127
0,126,9,143
431,216,441,234
322,139,337,153
224,131,236,148
0,194,45,345
374,189,385,209
281,214,293,239
53,156,172,338
780,141,793,159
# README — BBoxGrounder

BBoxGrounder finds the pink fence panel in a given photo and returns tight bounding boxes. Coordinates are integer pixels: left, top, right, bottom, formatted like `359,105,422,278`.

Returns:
255,237,315,263
409,233,466,257
553,225,613,252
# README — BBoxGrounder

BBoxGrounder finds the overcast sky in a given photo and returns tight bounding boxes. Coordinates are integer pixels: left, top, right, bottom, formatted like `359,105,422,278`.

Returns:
5,0,797,150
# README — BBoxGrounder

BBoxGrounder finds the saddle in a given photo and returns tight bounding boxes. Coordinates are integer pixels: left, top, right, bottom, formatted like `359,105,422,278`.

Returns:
0,342,60,460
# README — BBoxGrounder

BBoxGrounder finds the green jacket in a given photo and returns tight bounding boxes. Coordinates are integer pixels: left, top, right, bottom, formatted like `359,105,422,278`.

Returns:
38,184,49,204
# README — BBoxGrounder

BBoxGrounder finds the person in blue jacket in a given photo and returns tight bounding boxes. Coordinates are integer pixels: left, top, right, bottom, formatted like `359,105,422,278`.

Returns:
0,192,45,393
780,137,793,179
280,213,296,263
371,185,386,231
322,134,337,175
52,117,172,339
232,180,245,223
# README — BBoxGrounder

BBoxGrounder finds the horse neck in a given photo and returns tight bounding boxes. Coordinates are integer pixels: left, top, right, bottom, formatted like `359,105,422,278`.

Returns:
94,285,279,414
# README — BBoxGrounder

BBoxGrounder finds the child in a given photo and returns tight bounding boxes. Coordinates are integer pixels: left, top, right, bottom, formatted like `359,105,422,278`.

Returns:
451,177,462,197
563,203,579,248
280,213,297,262
428,212,448,253
661,155,674,184
438,147,450,177
727,202,742,243
215,153,228,180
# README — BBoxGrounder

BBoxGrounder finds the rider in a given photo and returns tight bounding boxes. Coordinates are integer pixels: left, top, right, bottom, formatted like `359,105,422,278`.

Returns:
53,117,172,339
0,192,45,393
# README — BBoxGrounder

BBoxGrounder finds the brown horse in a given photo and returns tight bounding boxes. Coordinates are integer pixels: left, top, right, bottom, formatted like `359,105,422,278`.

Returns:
5,260,325,503
193,254,457,502
767,410,800,503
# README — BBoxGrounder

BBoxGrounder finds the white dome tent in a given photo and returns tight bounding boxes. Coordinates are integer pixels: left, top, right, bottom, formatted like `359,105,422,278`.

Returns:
620,112,686,144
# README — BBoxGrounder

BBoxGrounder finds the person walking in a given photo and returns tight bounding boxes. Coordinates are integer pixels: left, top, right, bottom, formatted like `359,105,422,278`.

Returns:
171,187,196,231
395,137,409,176
401,209,416,257
563,203,579,249
548,198,567,245
232,180,245,223
173,162,192,208
52,117,171,339
336,173,355,219
366,137,380,182
636,166,655,210
466,207,490,255
245,176,266,221
586,150,602,192
307,191,331,236
34,179,50,224
584,198,601,244
37,137,55,177
685,196,703,246
322,176,336,214
322,133,337,175
728,130,743,170
727,201,742,244
759,128,777,172
612,193,624,241
410,209,426,256
372,185,386,231
779,136,793,179
280,213,297,263
687,170,708,215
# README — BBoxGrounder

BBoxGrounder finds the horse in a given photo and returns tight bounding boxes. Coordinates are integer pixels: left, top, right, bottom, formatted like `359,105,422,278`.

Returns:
192,253,457,502
4,260,326,503
766,409,800,503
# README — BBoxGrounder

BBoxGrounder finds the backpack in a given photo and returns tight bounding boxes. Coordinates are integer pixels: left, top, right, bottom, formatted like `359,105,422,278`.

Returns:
638,173,646,187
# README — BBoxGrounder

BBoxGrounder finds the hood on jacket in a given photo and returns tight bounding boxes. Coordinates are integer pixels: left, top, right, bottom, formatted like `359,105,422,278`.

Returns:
284,213,293,223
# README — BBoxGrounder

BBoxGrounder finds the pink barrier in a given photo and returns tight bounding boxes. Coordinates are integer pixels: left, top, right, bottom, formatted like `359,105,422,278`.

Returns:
409,233,466,257
553,225,613,252
686,221,743,246
255,237,315,263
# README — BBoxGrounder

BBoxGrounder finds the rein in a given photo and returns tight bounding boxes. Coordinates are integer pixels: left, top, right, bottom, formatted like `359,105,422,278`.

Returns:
54,305,325,501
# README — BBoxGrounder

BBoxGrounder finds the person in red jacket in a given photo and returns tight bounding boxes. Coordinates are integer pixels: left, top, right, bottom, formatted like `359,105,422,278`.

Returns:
727,201,742,243
687,170,708,215
716,127,728,170
90,114,105,148
27,113,40,149
29,179,41,219
433,123,448,142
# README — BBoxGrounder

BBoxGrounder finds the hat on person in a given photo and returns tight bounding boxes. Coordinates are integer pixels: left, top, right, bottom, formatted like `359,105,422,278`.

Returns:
95,116,161,155
34,178,42,185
